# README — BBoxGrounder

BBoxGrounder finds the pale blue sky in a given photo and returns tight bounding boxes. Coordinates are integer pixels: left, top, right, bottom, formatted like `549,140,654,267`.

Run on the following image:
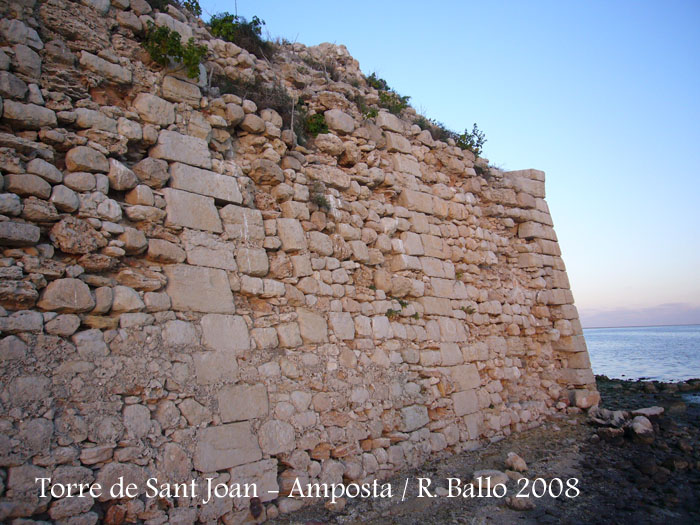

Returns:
201,1,700,326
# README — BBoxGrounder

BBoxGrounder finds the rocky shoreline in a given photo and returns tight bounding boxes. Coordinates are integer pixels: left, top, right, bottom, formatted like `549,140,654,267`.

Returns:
271,376,700,524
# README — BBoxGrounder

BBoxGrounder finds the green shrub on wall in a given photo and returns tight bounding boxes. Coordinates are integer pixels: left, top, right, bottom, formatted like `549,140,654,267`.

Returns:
414,116,487,156
209,13,274,59
142,22,207,79
303,113,328,137
364,72,410,115
456,123,487,157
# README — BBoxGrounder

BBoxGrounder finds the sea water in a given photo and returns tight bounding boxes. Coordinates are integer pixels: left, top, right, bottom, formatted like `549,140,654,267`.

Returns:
583,324,700,382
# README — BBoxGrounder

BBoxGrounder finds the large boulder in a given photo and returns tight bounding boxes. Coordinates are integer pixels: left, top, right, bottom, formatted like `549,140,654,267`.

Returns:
324,108,354,134
133,93,175,126
65,146,109,173
37,278,95,313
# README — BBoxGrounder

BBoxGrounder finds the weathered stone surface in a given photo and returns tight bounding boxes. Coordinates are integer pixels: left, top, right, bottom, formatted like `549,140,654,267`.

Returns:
0,70,28,99
252,326,278,349
400,405,429,432
111,285,145,313
132,157,170,188
74,107,117,132
314,133,344,155
0,193,22,216
393,154,422,177
5,174,51,199
161,320,196,348
200,313,251,354
277,218,307,252
8,375,50,404
164,264,235,313
21,197,59,221
2,100,56,129
72,329,109,359
80,445,113,465
229,459,279,504
398,188,433,214
65,146,109,173
169,162,242,203
13,44,41,82
277,322,302,348
572,388,601,409
249,159,284,186
236,247,268,276
118,229,147,255
107,158,138,191
186,246,237,270
159,443,191,484
1,19,42,50
376,111,403,133
125,184,155,206
193,350,239,385
324,108,354,134
0,221,40,246
0,281,38,309
240,113,265,133
95,463,146,502
50,185,80,212
64,172,96,192
178,398,211,427
144,292,171,312
0,335,28,360
27,158,62,184
162,75,201,105
308,231,333,256
518,221,556,241
80,51,132,84
194,423,262,472
37,278,94,313
150,130,211,169
50,216,107,254
147,239,186,263
163,188,222,232
385,132,412,154
453,389,478,416
329,312,355,340
117,267,167,291
559,367,595,386
45,313,81,337
258,420,295,455
307,164,350,190
133,92,175,126
155,12,193,40
220,205,265,241
218,384,269,422
297,308,328,344
123,403,151,439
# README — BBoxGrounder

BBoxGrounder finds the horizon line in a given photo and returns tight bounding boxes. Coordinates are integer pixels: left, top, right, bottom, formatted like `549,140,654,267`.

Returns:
583,322,700,330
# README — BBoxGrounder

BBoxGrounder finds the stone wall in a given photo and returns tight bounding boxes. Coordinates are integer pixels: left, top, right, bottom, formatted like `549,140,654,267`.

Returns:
0,0,597,522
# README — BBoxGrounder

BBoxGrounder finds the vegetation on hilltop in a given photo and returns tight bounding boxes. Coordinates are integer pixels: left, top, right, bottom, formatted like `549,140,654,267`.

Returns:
140,1,489,157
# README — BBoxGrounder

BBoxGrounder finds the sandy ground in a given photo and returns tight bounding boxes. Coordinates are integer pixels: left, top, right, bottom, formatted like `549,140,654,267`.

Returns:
269,377,700,525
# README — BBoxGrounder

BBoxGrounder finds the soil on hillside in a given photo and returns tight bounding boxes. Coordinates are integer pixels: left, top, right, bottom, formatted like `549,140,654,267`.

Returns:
270,377,700,525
